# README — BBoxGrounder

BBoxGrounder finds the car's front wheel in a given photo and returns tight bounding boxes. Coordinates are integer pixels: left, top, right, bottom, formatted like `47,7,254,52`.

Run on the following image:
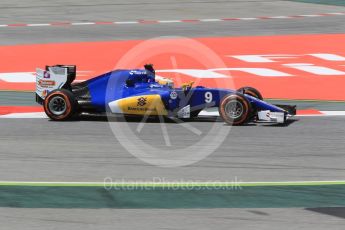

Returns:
219,93,252,125
44,89,78,121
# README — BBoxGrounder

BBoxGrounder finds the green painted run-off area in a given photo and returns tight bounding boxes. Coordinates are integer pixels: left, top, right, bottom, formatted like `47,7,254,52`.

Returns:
1,184,345,209
289,0,345,6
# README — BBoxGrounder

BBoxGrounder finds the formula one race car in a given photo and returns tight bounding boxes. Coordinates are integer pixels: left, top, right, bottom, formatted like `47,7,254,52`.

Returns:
35,64,296,125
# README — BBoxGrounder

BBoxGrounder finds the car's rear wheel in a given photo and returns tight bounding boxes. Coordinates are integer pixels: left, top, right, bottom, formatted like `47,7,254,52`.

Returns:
219,93,252,125
44,89,78,121
237,86,263,100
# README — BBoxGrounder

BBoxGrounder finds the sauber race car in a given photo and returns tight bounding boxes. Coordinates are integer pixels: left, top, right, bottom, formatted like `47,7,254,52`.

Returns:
35,64,296,125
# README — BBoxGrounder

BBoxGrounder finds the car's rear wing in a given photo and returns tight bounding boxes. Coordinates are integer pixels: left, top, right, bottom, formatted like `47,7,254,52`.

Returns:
35,65,76,104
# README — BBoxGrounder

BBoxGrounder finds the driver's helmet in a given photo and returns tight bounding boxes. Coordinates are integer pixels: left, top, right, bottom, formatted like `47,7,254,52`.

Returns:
144,64,155,83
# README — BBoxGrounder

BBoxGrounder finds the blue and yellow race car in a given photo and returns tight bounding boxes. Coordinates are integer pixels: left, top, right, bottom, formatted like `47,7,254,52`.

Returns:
35,64,296,125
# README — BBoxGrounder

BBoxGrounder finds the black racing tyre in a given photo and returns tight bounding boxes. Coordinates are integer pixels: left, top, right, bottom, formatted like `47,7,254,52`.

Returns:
237,86,263,100
219,93,252,125
44,89,78,121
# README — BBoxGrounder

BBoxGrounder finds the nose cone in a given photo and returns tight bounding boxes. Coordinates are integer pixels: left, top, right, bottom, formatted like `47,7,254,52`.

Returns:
108,100,122,114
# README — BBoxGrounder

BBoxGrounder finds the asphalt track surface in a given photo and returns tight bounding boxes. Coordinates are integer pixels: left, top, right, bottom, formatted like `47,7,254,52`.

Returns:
1,0,345,229
2,116,345,182
1,0,345,45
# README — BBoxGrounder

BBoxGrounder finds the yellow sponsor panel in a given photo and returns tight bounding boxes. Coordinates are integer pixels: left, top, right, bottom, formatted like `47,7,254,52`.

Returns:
117,95,168,115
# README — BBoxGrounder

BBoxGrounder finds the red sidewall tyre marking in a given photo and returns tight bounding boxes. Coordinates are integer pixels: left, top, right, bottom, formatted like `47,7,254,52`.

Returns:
219,94,250,125
44,92,72,120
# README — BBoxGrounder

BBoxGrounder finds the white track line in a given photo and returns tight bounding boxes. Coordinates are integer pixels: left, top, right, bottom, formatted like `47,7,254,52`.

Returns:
0,180,345,187
238,17,258,20
71,22,96,26
199,110,345,117
298,14,322,17
0,112,47,118
267,16,292,19
318,111,345,116
0,12,344,28
199,19,222,22
158,20,182,23
27,23,51,27
1,111,345,118
114,21,139,24
326,12,345,15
